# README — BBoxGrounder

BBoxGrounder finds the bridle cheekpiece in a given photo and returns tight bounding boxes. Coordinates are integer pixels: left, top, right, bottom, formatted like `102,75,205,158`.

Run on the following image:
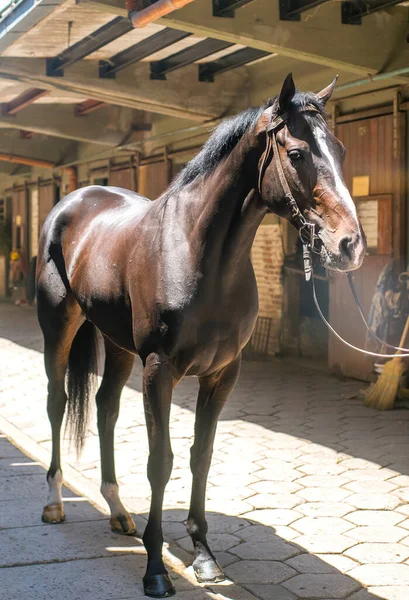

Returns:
258,106,321,280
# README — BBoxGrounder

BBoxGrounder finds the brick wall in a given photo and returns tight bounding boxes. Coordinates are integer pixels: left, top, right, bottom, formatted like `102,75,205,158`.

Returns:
251,219,284,355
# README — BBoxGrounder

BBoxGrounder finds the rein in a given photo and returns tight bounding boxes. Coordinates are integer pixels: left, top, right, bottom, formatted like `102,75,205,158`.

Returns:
260,108,409,359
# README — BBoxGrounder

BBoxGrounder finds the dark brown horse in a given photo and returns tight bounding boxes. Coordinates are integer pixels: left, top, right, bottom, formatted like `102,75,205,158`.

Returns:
36,74,366,598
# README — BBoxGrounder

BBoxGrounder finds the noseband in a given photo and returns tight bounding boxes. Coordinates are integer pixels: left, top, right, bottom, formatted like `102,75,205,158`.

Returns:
258,107,409,358
258,107,321,281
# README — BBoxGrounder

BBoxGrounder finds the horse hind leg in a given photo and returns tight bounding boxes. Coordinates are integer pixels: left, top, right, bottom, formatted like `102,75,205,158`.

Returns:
98,337,136,535
38,289,83,524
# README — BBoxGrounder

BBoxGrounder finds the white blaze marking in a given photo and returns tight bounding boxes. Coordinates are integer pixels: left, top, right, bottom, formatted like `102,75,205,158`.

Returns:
314,125,360,228
47,469,63,505
101,482,127,516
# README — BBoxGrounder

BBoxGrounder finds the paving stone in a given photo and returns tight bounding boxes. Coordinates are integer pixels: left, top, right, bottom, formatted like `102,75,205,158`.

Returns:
253,468,301,482
345,494,401,510
0,457,46,477
178,533,240,553
296,488,351,503
0,556,146,600
316,554,358,574
293,534,355,554
242,509,302,527
344,480,398,494
338,458,381,470
297,502,353,518
230,539,299,561
292,517,353,536
349,564,409,586
248,481,303,495
293,475,350,488
345,526,406,543
225,560,296,584
348,590,386,600
363,586,409,599
346,543,409,564
0,439,28,459
392,487,409,502
214,551,240,568
0,496,107,529
286,553,339,574
0,520,142,567
396,504,409,516
389,475,409,487
246,493,303,510
296,463,347,476
346,469,397,481
243,584,297,600
0,473,50,501
282,573,360,598
344,510,405,527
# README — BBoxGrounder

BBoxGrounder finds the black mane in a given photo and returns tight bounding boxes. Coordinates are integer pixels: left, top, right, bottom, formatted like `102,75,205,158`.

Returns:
168,91,325,195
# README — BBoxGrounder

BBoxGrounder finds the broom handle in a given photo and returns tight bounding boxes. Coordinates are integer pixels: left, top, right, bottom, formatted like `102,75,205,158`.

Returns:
397,316,409,357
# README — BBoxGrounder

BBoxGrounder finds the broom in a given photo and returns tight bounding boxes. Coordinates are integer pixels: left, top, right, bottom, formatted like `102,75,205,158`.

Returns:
365,315,409,410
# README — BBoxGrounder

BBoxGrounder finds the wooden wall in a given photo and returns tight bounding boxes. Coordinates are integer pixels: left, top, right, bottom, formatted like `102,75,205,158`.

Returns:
328,113,403,381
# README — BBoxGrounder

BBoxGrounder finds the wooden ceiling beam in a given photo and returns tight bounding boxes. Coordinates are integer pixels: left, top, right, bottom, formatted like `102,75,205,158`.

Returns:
75,99,107,116
2,88,48,116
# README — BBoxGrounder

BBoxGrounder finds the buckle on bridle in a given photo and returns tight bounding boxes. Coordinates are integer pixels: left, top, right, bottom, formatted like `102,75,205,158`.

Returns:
299,222,321,282
299,222,317,250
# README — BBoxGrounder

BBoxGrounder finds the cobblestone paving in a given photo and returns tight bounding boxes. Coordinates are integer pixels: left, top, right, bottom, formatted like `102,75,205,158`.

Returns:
2,304,409,599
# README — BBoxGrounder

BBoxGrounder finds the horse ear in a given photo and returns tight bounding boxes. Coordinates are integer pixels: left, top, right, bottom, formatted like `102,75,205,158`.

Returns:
316,75,338,105
278,73,296,112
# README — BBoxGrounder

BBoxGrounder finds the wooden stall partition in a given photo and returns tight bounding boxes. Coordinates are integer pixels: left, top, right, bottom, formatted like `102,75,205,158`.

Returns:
38,182,56,235
328,113,403,381
109,160,137,191
138,158,171,200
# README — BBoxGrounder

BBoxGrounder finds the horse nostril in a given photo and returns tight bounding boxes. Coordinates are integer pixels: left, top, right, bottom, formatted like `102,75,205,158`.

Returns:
339,236,354,261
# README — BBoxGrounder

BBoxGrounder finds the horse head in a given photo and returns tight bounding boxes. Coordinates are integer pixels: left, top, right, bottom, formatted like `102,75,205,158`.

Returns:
257,73,366,272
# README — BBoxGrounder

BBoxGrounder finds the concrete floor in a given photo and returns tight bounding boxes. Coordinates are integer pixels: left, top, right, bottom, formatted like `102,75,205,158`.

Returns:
1,303,409,600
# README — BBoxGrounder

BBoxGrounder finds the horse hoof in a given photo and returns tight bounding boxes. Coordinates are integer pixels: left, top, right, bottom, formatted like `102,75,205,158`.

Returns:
42,503,65,524
110,514,137,536
143,574,176,598
193,559,226,584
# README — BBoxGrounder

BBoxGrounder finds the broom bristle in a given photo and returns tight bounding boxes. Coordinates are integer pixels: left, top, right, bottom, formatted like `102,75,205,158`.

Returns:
365,358,405,411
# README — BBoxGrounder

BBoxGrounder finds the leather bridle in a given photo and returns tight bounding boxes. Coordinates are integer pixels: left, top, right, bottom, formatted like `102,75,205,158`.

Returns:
258,107,321,282
257,106,409,358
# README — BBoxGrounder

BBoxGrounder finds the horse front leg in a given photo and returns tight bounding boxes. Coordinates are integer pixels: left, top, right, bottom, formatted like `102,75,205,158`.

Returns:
142,352,175,598
187,355,241,583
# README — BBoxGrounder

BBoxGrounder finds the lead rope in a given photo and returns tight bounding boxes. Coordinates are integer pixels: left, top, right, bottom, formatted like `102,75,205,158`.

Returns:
307,251,409,358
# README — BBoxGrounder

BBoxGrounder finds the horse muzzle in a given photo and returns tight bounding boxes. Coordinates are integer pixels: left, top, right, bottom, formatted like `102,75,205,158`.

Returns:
319,229,367,272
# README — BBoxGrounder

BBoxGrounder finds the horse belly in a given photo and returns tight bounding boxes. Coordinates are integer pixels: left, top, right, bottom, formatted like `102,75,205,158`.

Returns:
178,312,257,377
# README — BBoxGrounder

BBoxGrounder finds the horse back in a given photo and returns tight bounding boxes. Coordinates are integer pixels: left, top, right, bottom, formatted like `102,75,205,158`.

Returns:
37,185,151,350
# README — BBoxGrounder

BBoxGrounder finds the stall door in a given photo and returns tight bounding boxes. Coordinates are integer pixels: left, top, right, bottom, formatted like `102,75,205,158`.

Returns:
12,187,28,253
138,162,170,200
39,184,56,235
109,166,136,191
328,115,396,381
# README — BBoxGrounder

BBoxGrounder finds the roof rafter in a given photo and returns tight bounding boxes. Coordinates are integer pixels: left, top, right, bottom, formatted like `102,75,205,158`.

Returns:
2,88,48,116
341,0,407,25
150,38,233,80
279,0,329,21
212,0,255,17
46,16,133,77
99,28,192,78
199,48,271,82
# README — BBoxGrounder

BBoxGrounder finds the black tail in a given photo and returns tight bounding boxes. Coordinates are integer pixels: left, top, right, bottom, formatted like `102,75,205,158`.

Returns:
66,320,99,454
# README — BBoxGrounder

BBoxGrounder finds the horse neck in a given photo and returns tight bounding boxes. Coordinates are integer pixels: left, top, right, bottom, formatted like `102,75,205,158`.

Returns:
185,131,268,267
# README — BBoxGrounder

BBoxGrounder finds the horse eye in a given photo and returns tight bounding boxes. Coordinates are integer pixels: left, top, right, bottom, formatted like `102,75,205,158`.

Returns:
288,150,303,163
